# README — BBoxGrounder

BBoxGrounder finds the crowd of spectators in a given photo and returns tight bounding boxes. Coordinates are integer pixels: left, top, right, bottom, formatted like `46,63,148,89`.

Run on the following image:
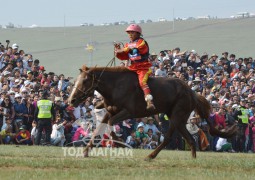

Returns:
0,40,254,153
147,48,255,153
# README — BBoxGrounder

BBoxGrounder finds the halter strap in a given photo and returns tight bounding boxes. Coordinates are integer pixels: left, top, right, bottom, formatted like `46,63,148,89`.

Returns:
75,57,116,100
73,74,96,100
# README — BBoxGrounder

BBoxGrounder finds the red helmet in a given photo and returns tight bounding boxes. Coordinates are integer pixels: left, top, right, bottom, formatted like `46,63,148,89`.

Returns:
125,24,142,34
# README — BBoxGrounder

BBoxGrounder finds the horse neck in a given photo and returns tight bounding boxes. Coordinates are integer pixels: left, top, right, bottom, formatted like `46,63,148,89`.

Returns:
94,70,119,99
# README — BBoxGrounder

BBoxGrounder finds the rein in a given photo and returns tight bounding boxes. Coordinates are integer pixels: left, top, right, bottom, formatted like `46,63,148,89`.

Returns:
73,41,125,99
96,41,124,80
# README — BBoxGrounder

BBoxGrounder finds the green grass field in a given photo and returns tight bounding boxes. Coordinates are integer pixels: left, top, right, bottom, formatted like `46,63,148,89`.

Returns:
0,145,254,180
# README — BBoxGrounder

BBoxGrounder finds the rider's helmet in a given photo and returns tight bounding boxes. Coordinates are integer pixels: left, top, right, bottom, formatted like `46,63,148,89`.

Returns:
125,24,142,34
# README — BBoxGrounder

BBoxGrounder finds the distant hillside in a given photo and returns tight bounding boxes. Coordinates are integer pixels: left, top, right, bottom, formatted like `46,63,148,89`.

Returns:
0,18,254,77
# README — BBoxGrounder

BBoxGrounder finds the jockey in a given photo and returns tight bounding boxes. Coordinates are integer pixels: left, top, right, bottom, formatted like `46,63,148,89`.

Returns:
115,24,155,111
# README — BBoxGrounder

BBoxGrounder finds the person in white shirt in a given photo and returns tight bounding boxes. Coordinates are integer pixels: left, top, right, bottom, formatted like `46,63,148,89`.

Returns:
146,117,160,136
216,137,235,152
73,103,86,119
51,117,67,146
126,130,137,148
137,117,149,133
155,63,167,77
31,121,38,145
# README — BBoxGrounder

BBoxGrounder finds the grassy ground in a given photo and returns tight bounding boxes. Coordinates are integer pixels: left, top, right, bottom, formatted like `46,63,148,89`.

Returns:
0,145,254,180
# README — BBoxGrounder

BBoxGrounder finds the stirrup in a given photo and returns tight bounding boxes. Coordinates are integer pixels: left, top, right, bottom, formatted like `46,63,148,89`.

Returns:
95,100,104,109
147,101,156,111
145,94,155,111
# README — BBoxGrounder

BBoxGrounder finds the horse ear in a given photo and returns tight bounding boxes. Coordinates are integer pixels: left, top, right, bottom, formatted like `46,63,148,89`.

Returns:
80,65,89,72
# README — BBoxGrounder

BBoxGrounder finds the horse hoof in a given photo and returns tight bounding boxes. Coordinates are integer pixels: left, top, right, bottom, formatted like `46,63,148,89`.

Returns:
84,150,89,158
146,104,156,111
144,156,153,161
84,153,89,158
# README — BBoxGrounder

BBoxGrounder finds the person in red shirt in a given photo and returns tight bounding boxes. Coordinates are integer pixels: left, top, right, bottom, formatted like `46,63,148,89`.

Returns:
215,107,227,129
115,24,155,111
15,125,31,145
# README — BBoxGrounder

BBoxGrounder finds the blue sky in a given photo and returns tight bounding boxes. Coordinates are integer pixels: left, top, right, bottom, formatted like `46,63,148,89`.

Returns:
1,0,254,27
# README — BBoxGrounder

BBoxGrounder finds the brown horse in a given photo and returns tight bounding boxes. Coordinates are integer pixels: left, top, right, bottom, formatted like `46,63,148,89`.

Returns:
68,65,236,160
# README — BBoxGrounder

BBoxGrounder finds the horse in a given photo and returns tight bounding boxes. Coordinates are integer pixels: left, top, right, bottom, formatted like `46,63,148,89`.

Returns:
68,65,236,160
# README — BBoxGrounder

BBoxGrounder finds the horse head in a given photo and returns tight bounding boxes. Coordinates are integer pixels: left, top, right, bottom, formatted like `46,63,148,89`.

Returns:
68,65,96,107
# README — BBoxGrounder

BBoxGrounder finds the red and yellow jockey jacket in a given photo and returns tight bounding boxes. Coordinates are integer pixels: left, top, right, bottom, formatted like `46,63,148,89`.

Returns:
116,38,151,71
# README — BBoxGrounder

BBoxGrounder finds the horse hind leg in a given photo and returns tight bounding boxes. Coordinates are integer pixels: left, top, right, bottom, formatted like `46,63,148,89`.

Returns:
171,112,197,158
177,123,197,158
145,120,175,161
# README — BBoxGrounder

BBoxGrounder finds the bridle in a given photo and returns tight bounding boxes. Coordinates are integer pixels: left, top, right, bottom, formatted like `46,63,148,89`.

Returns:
72,50,117,101
72,73,96,101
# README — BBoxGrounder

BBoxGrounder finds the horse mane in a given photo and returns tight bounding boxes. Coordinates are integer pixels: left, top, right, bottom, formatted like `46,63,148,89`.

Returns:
82,65,131,73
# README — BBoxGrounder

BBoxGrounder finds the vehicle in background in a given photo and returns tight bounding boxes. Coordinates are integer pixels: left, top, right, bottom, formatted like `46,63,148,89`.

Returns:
158,18,167,22
119,21,128,25
80,23,88,26
129,20,136,24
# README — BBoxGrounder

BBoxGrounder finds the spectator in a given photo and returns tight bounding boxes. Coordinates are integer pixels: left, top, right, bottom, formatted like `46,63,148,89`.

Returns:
73,103,86,120
35,90,55,145
137,117,149,133
135,124,148,149
30,121,38,145
0,118,15,144
51,116,67,146
155,62,167,77
13,93,26,133
23,97,35,131
126,130,137,148
185,66,195,81
215,107,227,130
72,122,90,146
186,115,200,150
234,99,249,152
146,117,160,138
15,125,31,145
146,129,158,149
0,95,15,122
216,137,235,152
252,122,255,152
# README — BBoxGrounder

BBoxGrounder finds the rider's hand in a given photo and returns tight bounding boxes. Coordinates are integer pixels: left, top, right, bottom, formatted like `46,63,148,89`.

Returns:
115,48,124,55
114,43,121,49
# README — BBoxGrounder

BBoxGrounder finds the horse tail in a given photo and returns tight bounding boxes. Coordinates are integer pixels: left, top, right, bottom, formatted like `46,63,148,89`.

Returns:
195,94,210,119
195,94,237,138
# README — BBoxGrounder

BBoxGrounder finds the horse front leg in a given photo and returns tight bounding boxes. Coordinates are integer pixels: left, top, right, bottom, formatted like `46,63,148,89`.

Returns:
84,112,110,157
